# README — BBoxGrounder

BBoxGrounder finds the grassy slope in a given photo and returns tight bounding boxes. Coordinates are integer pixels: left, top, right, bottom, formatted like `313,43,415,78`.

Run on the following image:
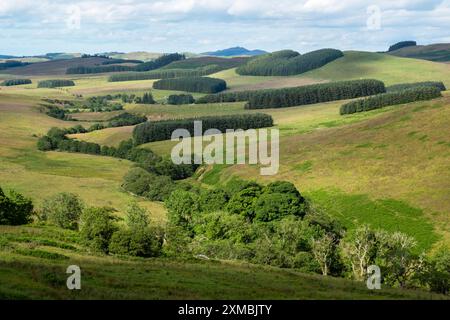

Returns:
297,51,450,87
388,44,450,62
1,225,444,300
0,93,166,221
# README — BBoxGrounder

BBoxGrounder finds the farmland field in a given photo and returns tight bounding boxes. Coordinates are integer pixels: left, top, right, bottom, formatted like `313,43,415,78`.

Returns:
1,46,449,301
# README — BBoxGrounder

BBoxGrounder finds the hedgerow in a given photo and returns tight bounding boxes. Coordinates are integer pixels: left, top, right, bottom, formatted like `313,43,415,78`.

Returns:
340,86,442,115
153,77,227,94
37,80,75,88
132,113,274,144
236,49,344,76
1,79,32,86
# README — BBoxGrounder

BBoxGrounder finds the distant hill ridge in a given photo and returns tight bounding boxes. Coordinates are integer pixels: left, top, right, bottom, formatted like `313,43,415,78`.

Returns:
388,42,450,62
203,46,268,57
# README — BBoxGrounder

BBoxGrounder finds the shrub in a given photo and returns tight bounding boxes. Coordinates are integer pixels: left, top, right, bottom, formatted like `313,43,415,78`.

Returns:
41,193,84,230
1,79,32,86
79,207,118,253
236,49,344,76
122,168,175,201
386,81,446,92
153,77,227,94
133,113,273,144
388,41,417,52
0,187,34,225
37,80,75,88
37,136,54,151
340,86,442,115
109,229,162,257
167,94,195,105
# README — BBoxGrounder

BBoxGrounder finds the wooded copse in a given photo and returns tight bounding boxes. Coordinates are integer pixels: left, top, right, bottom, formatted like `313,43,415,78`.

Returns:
153,77,227,94
236,48,344,76
133,113,274,144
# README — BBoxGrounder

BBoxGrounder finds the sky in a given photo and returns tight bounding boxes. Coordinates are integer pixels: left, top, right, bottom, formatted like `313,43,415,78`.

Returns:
1,0,450,56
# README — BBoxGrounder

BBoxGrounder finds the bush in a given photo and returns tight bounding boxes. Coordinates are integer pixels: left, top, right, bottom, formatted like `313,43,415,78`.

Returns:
41,193,84,230
388,41,417,52
153,77,227,94
245,79,386,109
340,86,442,115
165,190,200,231
133,113,273,144
1,79,32,86
109,229,162,257
108,112,147,127
79,207,118,253
37,136,54,151
37,80,75,88
0,187,34,225
386,81,446,92
236,49,343,76
122,168,175,201
167,94,195,105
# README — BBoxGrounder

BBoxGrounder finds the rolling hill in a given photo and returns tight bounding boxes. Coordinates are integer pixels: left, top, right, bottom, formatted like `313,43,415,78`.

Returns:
0,57,110,76
388,43,450,62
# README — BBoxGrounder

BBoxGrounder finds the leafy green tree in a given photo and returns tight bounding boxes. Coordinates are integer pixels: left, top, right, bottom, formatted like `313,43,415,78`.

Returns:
79,207,118,253
37,136,54,151
125,201,149,231
421,247,450,294
109,229,161,257
226,184,262,221
199,189,229,213
0,187,34,225
41,193,84,230
165,190,200,231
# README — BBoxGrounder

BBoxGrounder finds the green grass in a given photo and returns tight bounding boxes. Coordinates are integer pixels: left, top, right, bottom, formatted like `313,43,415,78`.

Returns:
0,225,445,300
299,51,450,87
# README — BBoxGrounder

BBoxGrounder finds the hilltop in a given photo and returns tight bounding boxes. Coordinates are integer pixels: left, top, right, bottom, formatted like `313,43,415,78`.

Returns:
203,46,268,57
388,43,450,62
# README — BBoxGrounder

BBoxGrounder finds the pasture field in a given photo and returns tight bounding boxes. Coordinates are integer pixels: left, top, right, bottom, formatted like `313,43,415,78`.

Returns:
0,224,445,300
0,50,449,299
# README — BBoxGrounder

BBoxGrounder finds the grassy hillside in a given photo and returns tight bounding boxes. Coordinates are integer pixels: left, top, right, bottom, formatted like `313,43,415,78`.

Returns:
0,93,166,221
389,43,450,62
0,224,444,300
298,51,450,87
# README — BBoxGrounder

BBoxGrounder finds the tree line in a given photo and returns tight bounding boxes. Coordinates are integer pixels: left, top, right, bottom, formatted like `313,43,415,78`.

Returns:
0,60,29,70
236,49,344,76
167,94,195,105
1,79,32,86
386,81,446,92
132,113,274,144
245,79,386,109
37,127,197,181
66,53,185,74
340,86,442,115
196,79,386,108
37,79,75,88
108,66,221,82
388,41,417,52
153,77,227,94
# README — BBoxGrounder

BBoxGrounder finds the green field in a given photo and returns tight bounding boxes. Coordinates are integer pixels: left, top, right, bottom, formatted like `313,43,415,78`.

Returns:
1,50,449,299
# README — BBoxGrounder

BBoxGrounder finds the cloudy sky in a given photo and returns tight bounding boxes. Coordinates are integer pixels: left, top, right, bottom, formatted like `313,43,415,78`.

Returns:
1,0,450,56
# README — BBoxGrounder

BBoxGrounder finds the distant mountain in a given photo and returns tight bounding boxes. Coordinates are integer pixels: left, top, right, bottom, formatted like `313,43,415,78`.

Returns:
388,43,450,62
202,47,268,57
0,55,18,59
